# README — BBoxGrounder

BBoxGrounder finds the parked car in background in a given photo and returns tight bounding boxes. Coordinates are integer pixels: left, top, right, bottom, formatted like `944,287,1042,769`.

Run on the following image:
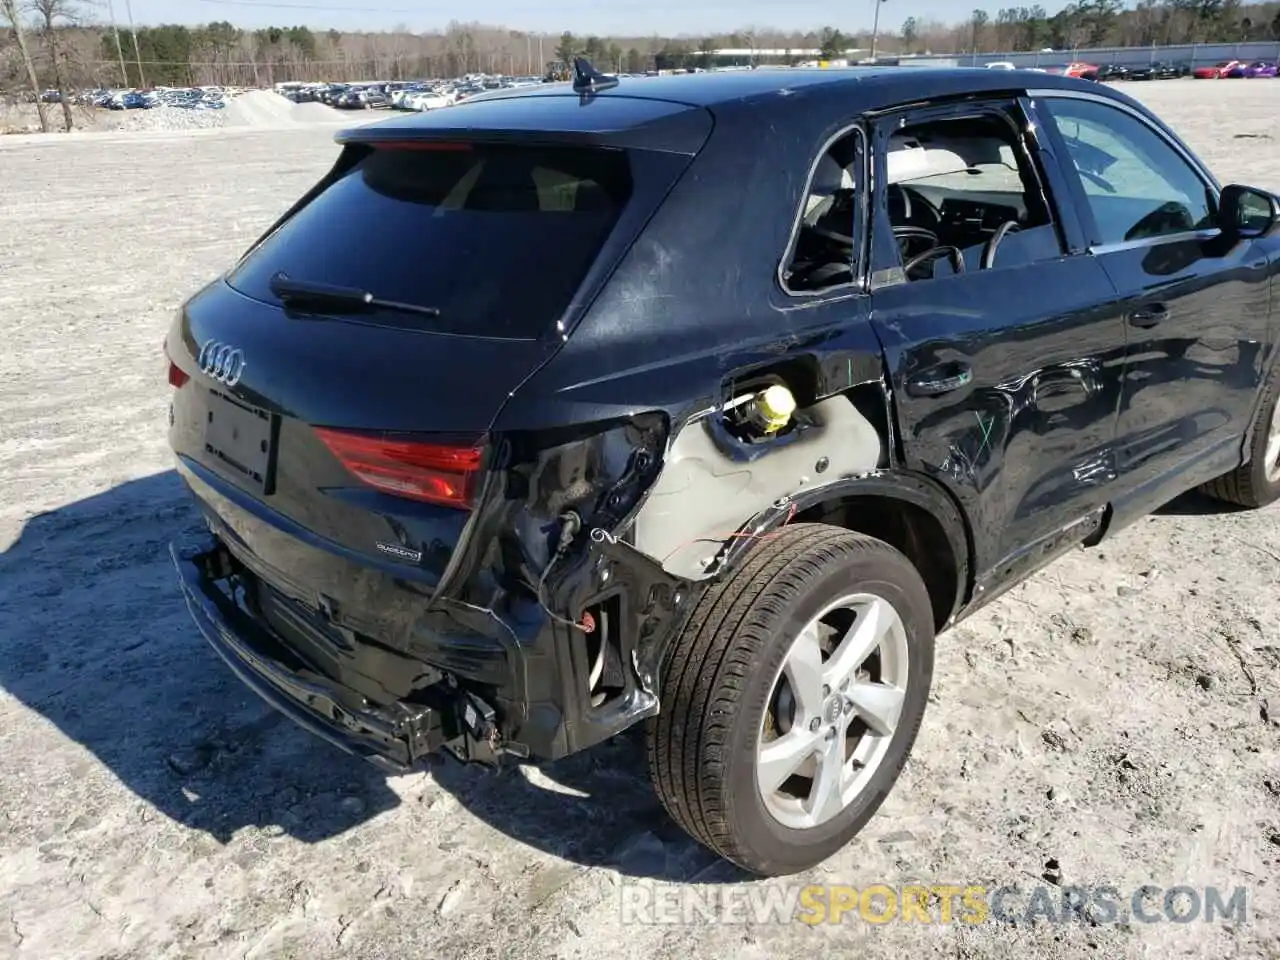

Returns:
1062,61,1099,78
404,90,456,111
985,61,1016,70
1091,64,1129,81
1127,61,1182,81
335,86,390,109
390,83,432,109
1194,60,1240,78
165,61,1280,878
317,84,350,106
1244,61,1279,78
107,91,151,110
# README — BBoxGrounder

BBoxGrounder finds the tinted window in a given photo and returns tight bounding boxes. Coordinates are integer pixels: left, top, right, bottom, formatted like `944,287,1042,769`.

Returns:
1041,98,1216,246
228,142,633,339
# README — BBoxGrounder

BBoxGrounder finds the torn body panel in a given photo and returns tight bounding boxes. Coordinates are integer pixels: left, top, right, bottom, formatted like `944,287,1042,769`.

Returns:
631,394,886,578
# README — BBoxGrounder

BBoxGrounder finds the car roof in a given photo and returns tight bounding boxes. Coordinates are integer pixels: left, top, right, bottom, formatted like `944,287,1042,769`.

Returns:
468,66,1094,109
341,66,1106,150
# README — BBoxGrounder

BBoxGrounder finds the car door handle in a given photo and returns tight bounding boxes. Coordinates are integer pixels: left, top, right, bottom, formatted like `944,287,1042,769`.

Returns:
1128,303,1169,328
906,363,973,397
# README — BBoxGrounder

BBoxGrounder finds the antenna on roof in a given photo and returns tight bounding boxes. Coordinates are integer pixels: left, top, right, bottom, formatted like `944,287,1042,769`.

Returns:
572,57,619,95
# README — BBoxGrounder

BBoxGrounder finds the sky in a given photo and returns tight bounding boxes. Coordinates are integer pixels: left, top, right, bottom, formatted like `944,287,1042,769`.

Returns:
120,0,1077,38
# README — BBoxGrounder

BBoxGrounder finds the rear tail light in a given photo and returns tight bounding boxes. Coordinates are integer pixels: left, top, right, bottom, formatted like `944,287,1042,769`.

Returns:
164,338,190,388
368,140,472,152
168,361,190,389
314,427,485,509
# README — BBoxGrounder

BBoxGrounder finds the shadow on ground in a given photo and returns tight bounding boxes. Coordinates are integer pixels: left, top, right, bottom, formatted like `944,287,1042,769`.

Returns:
1154,488,1249,516
0,471,397,845
0,471,737,881
430,733,747,883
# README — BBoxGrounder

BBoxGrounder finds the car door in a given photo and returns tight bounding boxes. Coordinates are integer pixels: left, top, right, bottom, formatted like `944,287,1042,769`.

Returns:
867,96,1130,592
1033,91,1273,506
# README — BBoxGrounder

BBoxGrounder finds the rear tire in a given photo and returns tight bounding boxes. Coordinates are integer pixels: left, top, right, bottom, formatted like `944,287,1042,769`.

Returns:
645,524,935,877
1200,366,1280,508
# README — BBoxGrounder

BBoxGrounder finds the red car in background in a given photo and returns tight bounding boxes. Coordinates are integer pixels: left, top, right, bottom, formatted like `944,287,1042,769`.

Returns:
1062,61,1098,78
1194,60,1240,78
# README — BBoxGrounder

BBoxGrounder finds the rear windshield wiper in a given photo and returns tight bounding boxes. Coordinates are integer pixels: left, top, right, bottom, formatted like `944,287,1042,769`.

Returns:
269,272,441,318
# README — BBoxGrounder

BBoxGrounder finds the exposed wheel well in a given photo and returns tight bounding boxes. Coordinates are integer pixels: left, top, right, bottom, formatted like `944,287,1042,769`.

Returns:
794,495,960,630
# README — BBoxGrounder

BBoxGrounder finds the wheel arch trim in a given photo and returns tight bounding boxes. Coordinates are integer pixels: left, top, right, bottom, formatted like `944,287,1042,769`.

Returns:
713,470,975,626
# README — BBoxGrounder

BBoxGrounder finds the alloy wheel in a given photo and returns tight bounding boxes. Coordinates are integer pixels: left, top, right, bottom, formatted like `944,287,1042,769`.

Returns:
1266,397,1280,484
756,593,910,830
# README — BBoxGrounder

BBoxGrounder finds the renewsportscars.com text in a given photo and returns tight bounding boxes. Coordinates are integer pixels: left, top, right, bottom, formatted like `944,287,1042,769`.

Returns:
619,883,1249,926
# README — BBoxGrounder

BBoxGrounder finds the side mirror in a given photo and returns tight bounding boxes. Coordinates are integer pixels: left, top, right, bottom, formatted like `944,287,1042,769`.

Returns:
1218,183,1280,238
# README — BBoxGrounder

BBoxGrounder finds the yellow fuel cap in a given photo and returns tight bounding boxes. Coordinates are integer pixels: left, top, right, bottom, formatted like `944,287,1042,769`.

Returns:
756,384,796,432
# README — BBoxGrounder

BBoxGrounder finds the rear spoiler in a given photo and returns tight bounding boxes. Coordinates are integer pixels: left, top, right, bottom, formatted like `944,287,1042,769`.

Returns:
334,94,714,157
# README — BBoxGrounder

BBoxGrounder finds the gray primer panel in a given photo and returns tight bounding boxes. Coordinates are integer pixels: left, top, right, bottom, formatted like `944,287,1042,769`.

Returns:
632,396,884,579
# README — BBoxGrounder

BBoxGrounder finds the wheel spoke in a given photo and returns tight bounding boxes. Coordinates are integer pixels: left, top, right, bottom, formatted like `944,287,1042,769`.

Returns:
758,729,818,794
756,589,913,834
1266,407,1280,479
783,622,827,719
845,681,906,738
823,597,889,687
805,732,847,825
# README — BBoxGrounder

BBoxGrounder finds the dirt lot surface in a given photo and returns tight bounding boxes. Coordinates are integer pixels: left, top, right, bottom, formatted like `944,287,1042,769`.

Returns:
1,92,351,136
2,80,1279,960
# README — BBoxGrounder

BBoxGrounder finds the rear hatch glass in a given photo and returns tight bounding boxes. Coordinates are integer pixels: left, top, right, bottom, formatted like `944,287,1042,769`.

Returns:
227,141,634,339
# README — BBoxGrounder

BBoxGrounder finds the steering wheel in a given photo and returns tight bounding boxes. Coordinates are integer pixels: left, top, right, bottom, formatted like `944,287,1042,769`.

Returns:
1078,168,1116,194
982,220,1021,270
894,185,943,229
893,225,939,261
903,245,965,280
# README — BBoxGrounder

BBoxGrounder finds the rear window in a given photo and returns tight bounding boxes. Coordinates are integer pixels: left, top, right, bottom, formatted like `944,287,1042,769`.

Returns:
228,141,633,339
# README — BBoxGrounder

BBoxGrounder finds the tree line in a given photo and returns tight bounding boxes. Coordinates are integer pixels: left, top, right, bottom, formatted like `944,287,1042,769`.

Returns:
5,0,1280,131
905,1,1280,56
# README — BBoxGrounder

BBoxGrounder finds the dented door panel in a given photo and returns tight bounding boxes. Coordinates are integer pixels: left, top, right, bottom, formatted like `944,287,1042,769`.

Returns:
871,259,1127,578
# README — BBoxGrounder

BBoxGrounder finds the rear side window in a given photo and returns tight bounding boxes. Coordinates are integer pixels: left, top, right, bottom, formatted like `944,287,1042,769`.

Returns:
228,142,633,338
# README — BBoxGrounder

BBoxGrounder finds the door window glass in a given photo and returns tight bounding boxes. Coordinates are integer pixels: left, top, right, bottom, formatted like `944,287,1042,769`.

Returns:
1041,97,1216,246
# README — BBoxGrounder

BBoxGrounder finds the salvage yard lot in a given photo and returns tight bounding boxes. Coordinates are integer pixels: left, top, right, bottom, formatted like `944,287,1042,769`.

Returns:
1,79,1279,960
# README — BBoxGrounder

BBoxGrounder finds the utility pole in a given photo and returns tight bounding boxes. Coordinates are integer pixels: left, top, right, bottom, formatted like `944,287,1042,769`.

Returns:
105,0,129,86
870,0,888,61
123,0,145,88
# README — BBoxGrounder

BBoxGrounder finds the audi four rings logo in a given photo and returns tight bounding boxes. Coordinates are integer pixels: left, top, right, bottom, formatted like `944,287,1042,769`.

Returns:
197,340,246,387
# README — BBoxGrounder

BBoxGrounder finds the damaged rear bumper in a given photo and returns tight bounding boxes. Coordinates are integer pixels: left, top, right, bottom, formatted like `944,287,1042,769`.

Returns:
171,521,695,771
172,538,442,772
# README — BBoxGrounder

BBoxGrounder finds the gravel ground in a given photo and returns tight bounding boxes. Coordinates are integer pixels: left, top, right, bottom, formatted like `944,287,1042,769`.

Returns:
1,92,351,136
1,79,1279,960
1,102,228,135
